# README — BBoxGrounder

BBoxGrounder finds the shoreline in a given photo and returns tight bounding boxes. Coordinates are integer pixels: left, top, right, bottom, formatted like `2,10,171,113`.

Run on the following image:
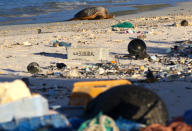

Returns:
112,3,170,16
0,1,191,29
0,1,190,27
119,1,192,19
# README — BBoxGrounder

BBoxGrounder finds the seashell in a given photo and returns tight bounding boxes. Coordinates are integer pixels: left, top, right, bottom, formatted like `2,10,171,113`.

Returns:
23,41,32,46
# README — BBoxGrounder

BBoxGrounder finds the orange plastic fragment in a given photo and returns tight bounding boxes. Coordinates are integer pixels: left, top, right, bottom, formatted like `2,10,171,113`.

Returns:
140,124,171,131
169,122,192,131
69,80,132,106
111,61,117,64
140,122,192,131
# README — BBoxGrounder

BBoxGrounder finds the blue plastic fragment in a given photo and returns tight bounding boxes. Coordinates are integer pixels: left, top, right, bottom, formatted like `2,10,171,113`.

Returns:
0,114,72,131
69,118,85,130
0,119,17,130
29,117,41,130
53,40,59,44
183,109,192,125
59,42,72,47
115,117,146,131
53,40,72,47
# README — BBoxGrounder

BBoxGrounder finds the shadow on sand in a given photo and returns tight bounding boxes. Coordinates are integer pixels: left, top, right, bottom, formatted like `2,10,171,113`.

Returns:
34,52,67,59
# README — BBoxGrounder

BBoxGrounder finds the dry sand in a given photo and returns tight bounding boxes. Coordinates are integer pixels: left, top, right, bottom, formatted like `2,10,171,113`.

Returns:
0,1,192,120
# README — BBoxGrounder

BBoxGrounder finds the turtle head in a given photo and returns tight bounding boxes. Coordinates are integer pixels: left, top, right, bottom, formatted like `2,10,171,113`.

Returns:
107,14,114,19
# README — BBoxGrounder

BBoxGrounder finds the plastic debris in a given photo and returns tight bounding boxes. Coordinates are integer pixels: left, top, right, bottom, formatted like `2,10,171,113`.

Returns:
53,40,60,47
56,63,67,69
59,42,72,47
180,20,189,26
183,109,192,125
0,94,49,123
116,117,146,131
53,42,60,47
24,40,192,82
52,40,72,47
150,55,157,61
49,89,56,95
139,65,145,71
21,77,33,86
69,80,131,106
125,30,135,34
86,85,169,125
0,80,31,104
128,39,149,59
166,48,172,53
69,118,85,130
0,114,72,131
27,62,41,74
140,122,192,131
25,51,192,82
78,112,119,131
137,34,147,40
140,124,169,131
112,22,134,28
98,67,105,75
66,68,80,78
37,29,41,34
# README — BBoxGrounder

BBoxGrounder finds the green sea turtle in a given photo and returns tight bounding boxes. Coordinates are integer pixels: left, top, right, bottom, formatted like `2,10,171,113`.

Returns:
70,6,114,20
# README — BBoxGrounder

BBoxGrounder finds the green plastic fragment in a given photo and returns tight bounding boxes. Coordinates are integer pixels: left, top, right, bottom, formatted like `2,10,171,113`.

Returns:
78,112,117,131
112,22,134,28
78,120,91,131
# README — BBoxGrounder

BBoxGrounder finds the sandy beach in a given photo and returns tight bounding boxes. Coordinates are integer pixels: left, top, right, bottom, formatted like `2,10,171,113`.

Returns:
0,1,192,120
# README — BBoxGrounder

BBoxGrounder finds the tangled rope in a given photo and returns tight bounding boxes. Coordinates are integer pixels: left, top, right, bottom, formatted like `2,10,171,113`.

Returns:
78,113,119,131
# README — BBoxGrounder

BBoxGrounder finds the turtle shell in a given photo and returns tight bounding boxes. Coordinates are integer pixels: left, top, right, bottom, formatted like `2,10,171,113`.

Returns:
74,6,107,18
128,39,147,56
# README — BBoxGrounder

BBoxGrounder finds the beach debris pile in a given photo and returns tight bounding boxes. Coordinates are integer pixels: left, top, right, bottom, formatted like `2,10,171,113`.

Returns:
1,9,192,131
167,40,192,57
0,80,72,130
112,21,148,40
85,85,169,125
26,55,192,82
0,80,49,122
0,80,192,130
26,38,192,83
27,61,144,79
141,121,192,131
78,113,120,131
